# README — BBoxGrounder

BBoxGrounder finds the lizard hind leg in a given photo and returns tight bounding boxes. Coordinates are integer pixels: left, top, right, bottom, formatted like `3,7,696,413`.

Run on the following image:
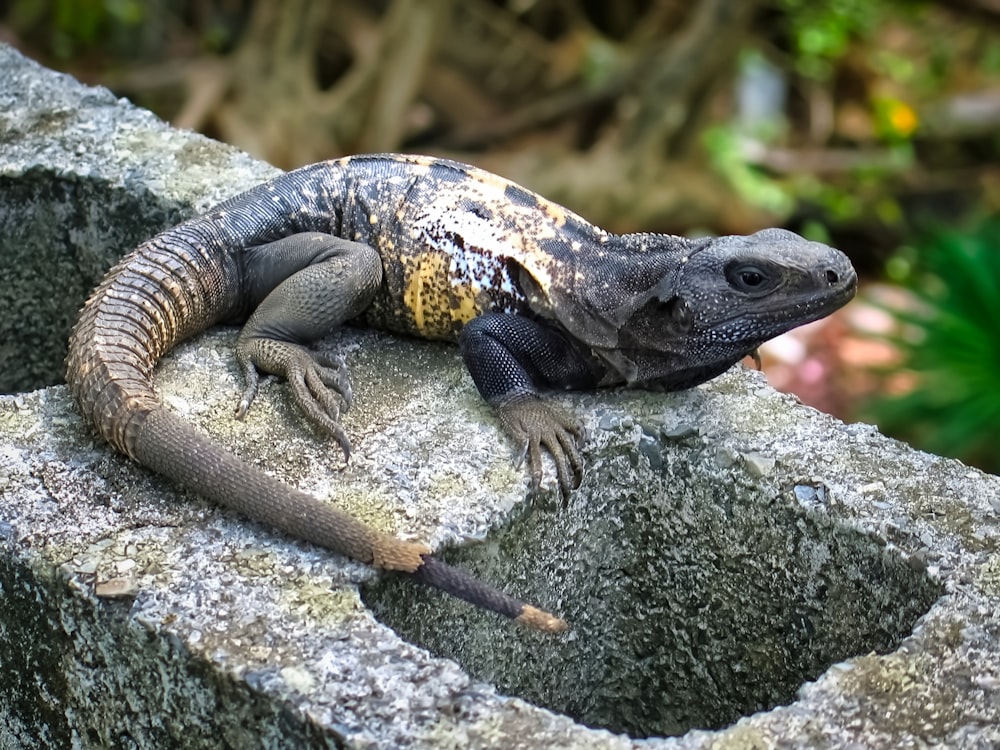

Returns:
234,234,383,459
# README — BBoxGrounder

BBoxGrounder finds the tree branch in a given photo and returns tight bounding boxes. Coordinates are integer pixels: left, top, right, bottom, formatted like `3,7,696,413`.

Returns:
622,0,757,160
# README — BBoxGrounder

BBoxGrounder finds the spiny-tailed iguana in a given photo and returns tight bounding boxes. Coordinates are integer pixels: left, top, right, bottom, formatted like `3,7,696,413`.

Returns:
66,153,857,632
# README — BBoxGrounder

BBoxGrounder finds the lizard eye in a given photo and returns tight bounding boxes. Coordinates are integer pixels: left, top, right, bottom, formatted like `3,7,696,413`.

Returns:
726,263,774,295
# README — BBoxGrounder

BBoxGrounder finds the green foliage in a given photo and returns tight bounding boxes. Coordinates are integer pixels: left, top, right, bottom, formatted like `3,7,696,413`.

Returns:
580,37,621,89
865,219,1000,474
7,0,146,58
777,0,887,80
702,125,796,217
700,129,913,226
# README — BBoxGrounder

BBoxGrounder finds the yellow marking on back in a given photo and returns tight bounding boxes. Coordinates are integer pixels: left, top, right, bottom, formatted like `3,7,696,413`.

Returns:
401,253,489,336
381,153,574,235
338,153,595,328
541,199,567,228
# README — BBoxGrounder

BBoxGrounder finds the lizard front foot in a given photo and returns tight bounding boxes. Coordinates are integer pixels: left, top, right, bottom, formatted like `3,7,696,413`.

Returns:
496,396,584,500
235,338,353,460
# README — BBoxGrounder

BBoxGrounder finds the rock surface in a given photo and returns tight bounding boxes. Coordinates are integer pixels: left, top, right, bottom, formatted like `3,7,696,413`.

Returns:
2,44,999,749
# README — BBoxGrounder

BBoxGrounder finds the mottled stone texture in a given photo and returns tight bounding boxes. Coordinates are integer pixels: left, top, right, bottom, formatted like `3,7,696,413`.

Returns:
2,44,998,749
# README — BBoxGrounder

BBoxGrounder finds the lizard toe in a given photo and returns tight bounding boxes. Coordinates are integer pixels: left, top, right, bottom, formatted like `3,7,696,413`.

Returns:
288,365,353,460
553,428,585,498
234,356,261,420
304,366,344,423
535,422,584,500
526,436,545,494
310,350,354,411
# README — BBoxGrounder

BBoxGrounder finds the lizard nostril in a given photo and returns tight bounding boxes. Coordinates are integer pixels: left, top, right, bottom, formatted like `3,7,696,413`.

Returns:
826,270,840,284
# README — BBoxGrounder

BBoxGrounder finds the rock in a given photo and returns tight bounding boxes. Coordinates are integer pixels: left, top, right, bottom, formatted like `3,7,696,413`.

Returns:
2,43,999,749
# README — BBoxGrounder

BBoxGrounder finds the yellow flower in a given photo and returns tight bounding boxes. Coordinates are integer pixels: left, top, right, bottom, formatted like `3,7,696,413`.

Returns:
885,100,919,137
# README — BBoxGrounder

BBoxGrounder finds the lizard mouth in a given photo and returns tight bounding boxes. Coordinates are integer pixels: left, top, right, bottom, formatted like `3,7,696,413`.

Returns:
790,268,857,320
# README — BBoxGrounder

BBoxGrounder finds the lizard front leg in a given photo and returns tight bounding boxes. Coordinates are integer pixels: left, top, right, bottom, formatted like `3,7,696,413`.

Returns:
235,233,383,458
459,313,601,498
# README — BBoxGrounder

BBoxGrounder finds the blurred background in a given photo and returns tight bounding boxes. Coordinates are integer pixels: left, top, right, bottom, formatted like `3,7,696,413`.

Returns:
2,0,998,474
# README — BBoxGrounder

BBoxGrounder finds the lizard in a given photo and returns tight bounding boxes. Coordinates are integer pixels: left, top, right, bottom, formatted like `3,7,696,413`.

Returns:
65,153,857,633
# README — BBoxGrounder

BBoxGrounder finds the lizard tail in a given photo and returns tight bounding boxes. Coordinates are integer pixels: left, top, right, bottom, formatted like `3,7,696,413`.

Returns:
135,409,568,631
409,555,567,633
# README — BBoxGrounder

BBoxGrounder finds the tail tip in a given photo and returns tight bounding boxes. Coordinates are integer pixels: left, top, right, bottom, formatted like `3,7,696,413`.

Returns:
516,605,568,633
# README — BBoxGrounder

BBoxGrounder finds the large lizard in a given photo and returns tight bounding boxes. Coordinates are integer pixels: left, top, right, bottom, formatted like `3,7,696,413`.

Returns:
66,154,857,632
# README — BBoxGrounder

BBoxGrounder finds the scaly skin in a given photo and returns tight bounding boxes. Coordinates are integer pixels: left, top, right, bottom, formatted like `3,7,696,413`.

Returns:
66,154,857,631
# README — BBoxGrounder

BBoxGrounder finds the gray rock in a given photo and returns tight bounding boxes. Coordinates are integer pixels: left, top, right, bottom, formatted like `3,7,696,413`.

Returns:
2,44,999,749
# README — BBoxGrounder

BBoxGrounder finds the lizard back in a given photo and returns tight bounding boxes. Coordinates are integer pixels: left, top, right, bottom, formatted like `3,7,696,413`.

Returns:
327,154,613,341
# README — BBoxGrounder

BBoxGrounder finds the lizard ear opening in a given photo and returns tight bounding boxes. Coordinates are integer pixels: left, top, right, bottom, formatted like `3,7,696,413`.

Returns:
619,294,694,348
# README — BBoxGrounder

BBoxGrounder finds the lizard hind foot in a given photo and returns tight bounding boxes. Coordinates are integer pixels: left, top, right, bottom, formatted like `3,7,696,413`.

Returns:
236,338,354,460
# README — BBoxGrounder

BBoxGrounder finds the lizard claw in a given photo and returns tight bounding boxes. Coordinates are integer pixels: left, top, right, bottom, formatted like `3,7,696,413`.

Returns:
497,396,584,501
234,366,261,421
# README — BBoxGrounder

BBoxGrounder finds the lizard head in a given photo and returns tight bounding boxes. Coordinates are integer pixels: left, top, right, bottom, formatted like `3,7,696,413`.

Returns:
520,228,857,389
